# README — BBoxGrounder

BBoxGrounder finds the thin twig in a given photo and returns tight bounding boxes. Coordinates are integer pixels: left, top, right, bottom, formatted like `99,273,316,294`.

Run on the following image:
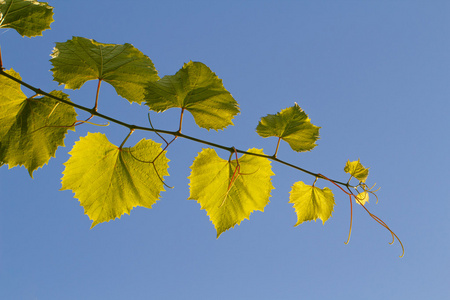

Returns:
319,173,404,257
0,45,3,70
119,129,134,149
148,113,169,145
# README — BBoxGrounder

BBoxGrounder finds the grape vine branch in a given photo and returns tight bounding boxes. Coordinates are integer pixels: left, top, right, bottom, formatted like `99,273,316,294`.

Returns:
0,69,348,186
0,0,403,257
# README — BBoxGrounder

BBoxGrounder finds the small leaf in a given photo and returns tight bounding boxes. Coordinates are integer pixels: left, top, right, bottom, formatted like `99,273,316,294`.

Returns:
61,133,169,228
256,103,320,152
188,148,274,237
145,61,239,130
50,36,159,104
356,191,369,205
0,69,77,176
289,181,335,226
344,159,369,183
0,0,53,37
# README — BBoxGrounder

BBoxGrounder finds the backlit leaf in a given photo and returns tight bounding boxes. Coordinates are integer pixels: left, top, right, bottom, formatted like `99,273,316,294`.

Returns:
50,36,159,104
61,133,169,228
0,69,76,176
289,181,335,226
145,61,239,130
188,148,274,237
0,0,53,37
356,191,369,205
344,159,369,183
256,103,320,152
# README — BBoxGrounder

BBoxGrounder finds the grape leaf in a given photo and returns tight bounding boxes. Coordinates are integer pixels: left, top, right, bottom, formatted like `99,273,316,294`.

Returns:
0,69,76,177
0,0,53,37
289,181,335,226
61,133,170,228
344,159,369,183
356,191,369,205
145,61,239,130
188,148,274,237
256,103,320,152
50,36,159,104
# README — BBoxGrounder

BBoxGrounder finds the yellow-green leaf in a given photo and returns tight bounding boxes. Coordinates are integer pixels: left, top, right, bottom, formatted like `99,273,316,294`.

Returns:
145,61,239,130
289,181,335,226
356,191,369,205
344,159,369,183
0,69,77,176
256,103,320,152
0,0,53,37
61,133,169,228
188,148,274,237
50,36,159,104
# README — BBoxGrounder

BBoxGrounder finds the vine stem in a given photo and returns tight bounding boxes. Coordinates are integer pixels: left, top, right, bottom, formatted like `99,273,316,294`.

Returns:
119,129,134,149
0,70,353,189
0,45,3,70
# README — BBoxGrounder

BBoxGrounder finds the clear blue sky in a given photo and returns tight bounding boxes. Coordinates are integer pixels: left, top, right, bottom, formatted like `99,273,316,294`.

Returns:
1,1,449,299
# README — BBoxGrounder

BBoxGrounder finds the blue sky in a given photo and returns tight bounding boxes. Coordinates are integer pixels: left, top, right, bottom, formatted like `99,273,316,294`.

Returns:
1,0,449,299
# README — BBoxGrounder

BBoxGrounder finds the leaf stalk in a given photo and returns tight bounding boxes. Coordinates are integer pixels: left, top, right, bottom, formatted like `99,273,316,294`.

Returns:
274,137,281,158
178,108,185,133
0,45,3,70
94,79,102,111
119,129,134,149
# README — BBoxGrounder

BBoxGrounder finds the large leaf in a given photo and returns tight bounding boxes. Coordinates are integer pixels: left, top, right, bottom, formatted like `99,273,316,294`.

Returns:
344,159,369,183
289,181,335,226
0,69,77,176
145,61,239,130
188,148,274,237
50,36,159,104
256,103,320,152
0,0,53,37
61,133,170,228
